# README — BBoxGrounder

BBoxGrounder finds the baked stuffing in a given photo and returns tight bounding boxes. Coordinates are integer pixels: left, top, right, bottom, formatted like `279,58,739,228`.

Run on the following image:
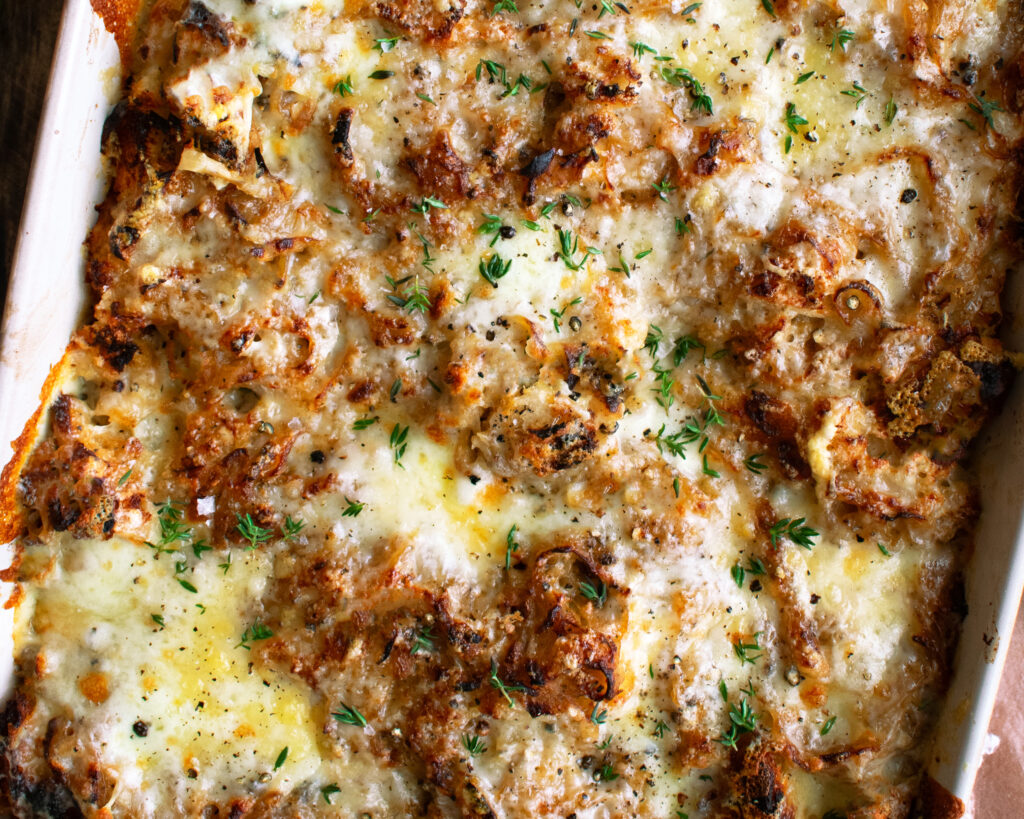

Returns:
2,0,1023,815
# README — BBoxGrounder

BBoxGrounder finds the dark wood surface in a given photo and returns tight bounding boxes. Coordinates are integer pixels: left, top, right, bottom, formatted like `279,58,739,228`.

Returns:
0,3,1019,815
0,0,64,314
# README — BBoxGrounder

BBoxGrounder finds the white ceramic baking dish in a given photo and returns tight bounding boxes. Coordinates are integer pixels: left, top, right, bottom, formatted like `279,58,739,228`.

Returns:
2,0,1023,811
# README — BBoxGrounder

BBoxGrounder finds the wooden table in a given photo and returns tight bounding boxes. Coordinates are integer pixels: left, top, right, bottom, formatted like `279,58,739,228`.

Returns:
0,2,1020,815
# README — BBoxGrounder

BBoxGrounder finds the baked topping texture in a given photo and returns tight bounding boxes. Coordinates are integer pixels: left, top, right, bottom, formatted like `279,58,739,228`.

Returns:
2,0,1023,815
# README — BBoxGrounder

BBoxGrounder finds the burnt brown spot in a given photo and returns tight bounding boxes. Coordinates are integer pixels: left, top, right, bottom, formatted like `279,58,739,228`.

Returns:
404,130,471,202
332,108,354,160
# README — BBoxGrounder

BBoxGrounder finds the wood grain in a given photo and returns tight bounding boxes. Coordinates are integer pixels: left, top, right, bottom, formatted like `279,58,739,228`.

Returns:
0,0,64,314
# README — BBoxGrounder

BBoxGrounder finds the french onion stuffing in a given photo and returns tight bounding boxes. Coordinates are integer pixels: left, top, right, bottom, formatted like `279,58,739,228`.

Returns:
2,0,1023,816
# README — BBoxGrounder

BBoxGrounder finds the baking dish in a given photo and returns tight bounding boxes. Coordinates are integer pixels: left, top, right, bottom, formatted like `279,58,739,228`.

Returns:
2,0,1024,810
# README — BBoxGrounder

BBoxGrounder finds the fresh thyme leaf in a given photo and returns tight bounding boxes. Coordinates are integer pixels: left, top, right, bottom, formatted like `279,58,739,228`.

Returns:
390,274,431,313
462,734,487,755
491,0,518,15
731,564,745,588
884,94,898,126
631,41,658,60
390,378,402,402
653,423,688,459
479,253,513,287
728,696,759,731
236,513,272,550
411,195,448,214
840,81,868,107
830,27,855,52
653,176,677,202
651,363,676,411
796,70,815,84
332,702,367,727
555,229,596,270
658,67,714,114
505,524,519,569
410,625,436,655
733,633,763,665
389,423,410,468
477,212,503,245
695,374,721,401
820,715,837,736
702,453,720,478
761,0,776,17
151,613,165,628
590,704,608,724
716,724,740,749
118,469,132,486
743,453,767,474
373,35,400,53
644,324,663,357
969,95,1004,130
595,763,619,782
584,30,612,39
273,747,288,770
334,75,354,96
353,416,379,431
878,542,892,556
768,517,819,549
489,658,526,706
321,784,341,804
784,101,808,133
342,497,365,517
653,718,670,738
747,557,766,575
238,619,274,650
416,92,436,105
177,578,198,594
368,69,395,80
282,516,305,540
579,580,608,607
149,500,192,552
